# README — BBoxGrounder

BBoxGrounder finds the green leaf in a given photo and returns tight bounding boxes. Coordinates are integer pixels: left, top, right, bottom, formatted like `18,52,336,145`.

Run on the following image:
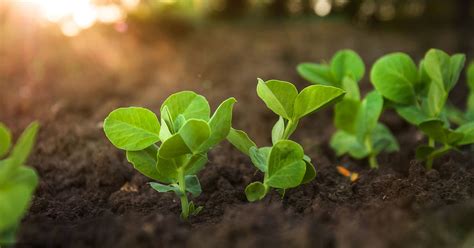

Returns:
159,106,174,140
10,122,39,166
423,49,450,91
178,119,210,153
448,54,465,91
185,175,202,197
330,49,365,82
156,156,178,181
149,182,182,196
188,202,203,216
199,98,236,150
266,140,306,189
334,99,360,134
418,119,463,145
371,123,399,154
184,154,208,175
0,123,11,158
297,63,335,86
249,146,270,172
396,105,430,125
104,107,160,151
293,85,345,120
256,79,298,119
370,53,418,104
456,122,474,145
271,117,285,145
245,181,267,202
0,167,38,232
422,80,446,117
467,62,474,118
330,131,368,159
341,76,361,100
158,133,191,159
468,62,474,90
355,91,383,142
126,145,163,181
301,156,316,184
226,128,256,156
160,91,210,123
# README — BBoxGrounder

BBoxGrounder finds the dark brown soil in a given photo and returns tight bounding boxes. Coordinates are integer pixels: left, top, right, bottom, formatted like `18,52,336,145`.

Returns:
1,20,474,248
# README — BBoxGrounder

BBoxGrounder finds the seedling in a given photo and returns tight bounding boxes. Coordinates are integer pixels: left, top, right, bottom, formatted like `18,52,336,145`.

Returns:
103,91,235,220
371,49,474,169
227,79,345,201
0,122,39,245
298,50,398,168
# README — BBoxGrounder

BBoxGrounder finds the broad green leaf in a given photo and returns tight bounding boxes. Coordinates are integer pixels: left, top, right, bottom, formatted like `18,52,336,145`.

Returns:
293,85,345,119
371,123,399,154
126,145,163,181
370,53,418,104
331,49,365,82
296,63,335,86
0,170,38,232
423,49,450,90
341,76,360,100
468,62,474,90
104,107,160,151
418,119,463,145
149,182,182,196
256,79,298,119
10,122,39,166
448,54,465,91
334,99,360,134
199,98,236,150
184,154,208,175
266,140,306,189
396,105,429,125
422,79,446,117
0,123,11,158
156,156,178,181
245,181,267,202
226,128,256,156
445,103,467,125
158,133,190,159
330,131,368,159
301,156,316,184
456,122,474,145
174,115,186,131
185,175,202,197
159,108,173,142
249,146,270,172
160,91,210,123
271,117,285,144
355,91,383,142
178,119,210,153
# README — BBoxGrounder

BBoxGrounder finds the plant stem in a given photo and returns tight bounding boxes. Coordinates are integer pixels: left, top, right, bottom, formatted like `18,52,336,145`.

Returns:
177,169,189,220
426,137,435,170
369,154,379,169
282,119,298,140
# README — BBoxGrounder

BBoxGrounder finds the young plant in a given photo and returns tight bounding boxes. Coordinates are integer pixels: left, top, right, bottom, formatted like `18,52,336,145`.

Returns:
0,122,39,245
371,49,474,169
227,79,345,201
297,50,399,168
103,91,235,220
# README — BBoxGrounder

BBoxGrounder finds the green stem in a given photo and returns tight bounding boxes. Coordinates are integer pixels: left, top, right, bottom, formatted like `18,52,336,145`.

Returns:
282,119,298,140
369,153,379,169
426,138,435,170
177,169,189,220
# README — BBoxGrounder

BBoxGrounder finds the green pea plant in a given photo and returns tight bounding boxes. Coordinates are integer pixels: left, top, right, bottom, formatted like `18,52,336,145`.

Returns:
227,78,345,202
445,61,474,125
371,49,474,169
0,122,39,245
297,50,399,168
103,91,235,220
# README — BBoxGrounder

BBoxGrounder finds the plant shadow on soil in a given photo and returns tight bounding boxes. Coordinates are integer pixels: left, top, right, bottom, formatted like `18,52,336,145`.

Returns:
1,21,474,247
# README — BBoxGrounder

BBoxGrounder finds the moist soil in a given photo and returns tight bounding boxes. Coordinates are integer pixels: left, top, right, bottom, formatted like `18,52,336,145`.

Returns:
1,21,474,247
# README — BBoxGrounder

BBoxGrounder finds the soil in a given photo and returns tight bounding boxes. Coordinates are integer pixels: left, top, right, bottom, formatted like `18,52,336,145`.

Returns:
1,20,474,247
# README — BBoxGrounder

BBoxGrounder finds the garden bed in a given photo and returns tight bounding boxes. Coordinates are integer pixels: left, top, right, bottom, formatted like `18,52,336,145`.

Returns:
2,21,473,247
